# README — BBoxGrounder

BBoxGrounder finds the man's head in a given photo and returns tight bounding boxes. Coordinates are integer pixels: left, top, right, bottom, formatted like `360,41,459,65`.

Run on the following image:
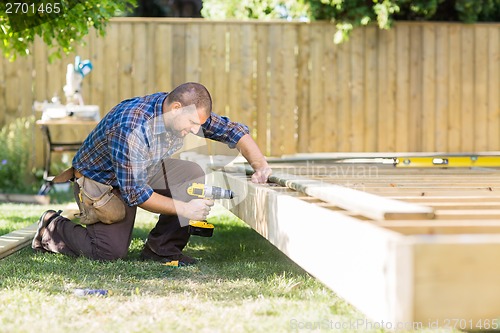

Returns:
163,82,212,138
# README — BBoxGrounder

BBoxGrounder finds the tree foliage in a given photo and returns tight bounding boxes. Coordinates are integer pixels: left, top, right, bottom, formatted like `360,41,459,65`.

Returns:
0,0,136,61
201,0,309,20
202,0,499,43
308,0,499,43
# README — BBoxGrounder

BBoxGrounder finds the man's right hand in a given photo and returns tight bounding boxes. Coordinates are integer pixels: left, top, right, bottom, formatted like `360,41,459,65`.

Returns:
179,198,214,221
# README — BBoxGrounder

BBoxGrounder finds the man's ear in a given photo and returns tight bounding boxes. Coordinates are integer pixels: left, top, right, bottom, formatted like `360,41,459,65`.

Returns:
171,101,183,110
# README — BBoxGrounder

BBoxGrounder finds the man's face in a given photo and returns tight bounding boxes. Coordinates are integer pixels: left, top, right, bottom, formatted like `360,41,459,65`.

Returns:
168,104,209,138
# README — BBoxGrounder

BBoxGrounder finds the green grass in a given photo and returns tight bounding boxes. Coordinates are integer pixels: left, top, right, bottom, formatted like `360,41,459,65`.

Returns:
0,202,381,332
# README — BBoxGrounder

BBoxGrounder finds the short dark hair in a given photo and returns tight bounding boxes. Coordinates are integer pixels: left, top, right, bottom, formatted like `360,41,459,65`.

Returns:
166,82,212,115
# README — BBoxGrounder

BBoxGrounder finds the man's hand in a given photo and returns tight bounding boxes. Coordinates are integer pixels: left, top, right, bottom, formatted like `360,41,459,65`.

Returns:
251,167,272,184
178,198,215,221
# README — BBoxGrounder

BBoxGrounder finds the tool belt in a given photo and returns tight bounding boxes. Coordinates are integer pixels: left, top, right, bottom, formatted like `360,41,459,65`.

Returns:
54,167,126,225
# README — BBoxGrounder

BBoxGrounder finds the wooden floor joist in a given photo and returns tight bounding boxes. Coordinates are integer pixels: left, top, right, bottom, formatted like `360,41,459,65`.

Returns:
206,155,500,327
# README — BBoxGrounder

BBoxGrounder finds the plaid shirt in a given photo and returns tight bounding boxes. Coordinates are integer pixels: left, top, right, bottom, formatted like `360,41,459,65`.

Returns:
73,92,249,206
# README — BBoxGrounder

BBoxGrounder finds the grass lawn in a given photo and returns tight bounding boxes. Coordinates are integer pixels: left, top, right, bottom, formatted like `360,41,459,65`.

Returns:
0,201,390,332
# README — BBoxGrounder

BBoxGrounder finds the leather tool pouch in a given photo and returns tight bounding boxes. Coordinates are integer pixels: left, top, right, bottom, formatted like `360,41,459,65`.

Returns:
75,176,126,225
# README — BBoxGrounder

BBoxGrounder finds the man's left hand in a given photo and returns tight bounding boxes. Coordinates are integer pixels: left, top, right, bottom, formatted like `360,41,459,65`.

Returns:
251,167,272,184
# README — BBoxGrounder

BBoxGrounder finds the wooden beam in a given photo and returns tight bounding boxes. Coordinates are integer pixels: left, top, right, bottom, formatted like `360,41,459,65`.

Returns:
267,172,435,220
210,171,414,323
0,194,49,205
0,223,37,259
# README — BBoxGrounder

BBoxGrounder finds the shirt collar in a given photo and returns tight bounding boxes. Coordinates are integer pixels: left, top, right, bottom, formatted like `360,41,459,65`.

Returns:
152,93,169,135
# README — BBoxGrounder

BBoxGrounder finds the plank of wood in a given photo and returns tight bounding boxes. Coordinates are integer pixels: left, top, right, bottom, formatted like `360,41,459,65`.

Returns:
435,24,449,152
435,209,500,220
337,28,351,152
213,24,228,117
0,223,37,259
103,23,119,113
414,239,500,322
474,26,489,151
172,24,186,87
461,26,474,152
375,220,500,235
447,24,461,152
133,22,148,96
269,24,284,156
296,24,310,154
117,23,135,102
155,23,172,91
409,25,422,151
422,24,436,152
487,26,499,150
0,194,49,205
185,23,201,82
210,171,414,323
309,23,324,153
395,24,410,152
256,23,269,155
364,26,378,151
268,171,435,220
349,28,364,151
282,24,297,155
89,28,105,112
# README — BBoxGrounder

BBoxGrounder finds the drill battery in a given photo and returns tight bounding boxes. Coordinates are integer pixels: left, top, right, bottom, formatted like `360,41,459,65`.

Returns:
188,220,214,237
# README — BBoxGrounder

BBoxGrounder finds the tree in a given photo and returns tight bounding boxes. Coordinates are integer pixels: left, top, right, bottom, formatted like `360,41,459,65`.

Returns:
128,0,203,18
0,0,136,61
308,0,499,43
201,0,309,20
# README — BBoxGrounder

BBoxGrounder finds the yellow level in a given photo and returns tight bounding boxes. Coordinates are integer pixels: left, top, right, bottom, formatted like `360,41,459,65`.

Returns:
394,156,500,168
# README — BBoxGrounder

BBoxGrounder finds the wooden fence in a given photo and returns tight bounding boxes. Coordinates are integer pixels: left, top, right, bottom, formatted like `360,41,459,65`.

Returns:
0,18,498,160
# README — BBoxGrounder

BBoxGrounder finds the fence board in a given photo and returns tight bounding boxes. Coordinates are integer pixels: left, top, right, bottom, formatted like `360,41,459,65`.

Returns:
395,25,410,152
0,20,499,164
282,24,297,155
324,24,338,152
448,25,462,152
89,30,105,113
422,25,436,152
296,24,310,153
488,26,500,150
228,24,242,120
185,23,200,83
133,23,148,97
256,23,269,154
154,24,172,92
309,24,324,153
435,25,449,152
103,23,119,113
474,26,489,152
409,25,423,151
269,24,284,156
119,23,133,100
461,26,474,152
364,26,378,152
337,29,351,152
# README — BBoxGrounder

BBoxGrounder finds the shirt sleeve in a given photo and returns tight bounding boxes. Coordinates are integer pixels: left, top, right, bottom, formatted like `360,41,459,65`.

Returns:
107,126,154,206
201,113,250,148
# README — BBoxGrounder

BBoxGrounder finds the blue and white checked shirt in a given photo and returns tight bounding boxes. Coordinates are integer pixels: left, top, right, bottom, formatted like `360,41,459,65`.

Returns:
73,92,249,206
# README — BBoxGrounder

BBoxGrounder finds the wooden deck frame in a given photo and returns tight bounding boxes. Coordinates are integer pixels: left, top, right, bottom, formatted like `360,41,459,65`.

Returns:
210,167,500,326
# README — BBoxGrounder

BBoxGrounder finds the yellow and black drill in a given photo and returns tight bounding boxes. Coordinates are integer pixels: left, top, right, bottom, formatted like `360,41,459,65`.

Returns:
186,183,235,237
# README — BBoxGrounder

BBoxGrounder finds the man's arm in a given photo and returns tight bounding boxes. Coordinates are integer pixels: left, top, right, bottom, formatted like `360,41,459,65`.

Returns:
236,133,272,183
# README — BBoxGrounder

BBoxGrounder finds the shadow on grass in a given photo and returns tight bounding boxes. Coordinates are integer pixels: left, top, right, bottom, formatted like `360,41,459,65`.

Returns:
0,212,319,302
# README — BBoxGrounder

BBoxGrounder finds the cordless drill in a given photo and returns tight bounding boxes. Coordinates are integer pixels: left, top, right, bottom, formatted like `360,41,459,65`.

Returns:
186,183,235,237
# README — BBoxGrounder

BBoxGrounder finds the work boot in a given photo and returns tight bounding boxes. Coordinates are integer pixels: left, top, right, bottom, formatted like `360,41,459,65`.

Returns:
140,245,197,266
32,210,61,252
